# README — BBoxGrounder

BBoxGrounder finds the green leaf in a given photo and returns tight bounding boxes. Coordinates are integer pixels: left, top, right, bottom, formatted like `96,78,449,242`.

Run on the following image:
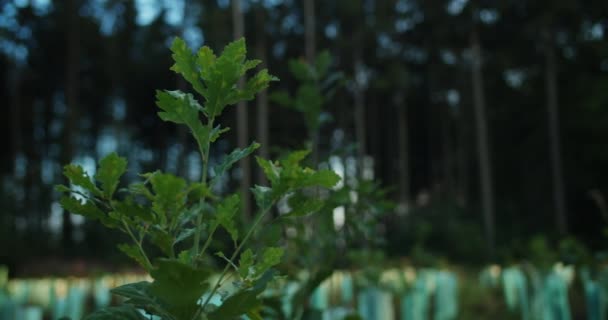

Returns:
282,150,311,166
83,305,148,320
113,197,154,223
315,51,332,78
156,90,209,156
214,194,241,244
150,172,187,225
200,38,247,117
251,185,273,211
149,258,211,319
238,249,254,279
246,310,264,320
228,69,278,104
269,91,293,108
170,37,205,95
288,59,314,82
149,226,174,256
60,196,116,228
209,124,230,143
254,247,284,278
117,244,150,271
283,193,325,218
256,150,340,199
300,169,341,189
255,157,280,185
186,182,214,204
196,46,217,81
174,228,196,246
207,270,276,320
295,85,323,130
195,38,277,118
128,182,154,201
110,281,172,318
96,152,128,199
212,142,260,186
63,164,102,197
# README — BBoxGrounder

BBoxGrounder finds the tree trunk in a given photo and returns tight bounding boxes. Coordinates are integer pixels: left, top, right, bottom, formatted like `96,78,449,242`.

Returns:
395,92,410,208
354,50,366,179
61,0,80,252
470,27,495,254
304,0,315,64
255,5,269,185
304,0,320,166
232,0,251,218
174,1,191,177
544,30,567,235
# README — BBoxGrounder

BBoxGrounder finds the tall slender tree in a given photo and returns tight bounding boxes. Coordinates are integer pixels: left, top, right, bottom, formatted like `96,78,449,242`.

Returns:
544,27,567,235
470,19,495,254
255,4,269,185
61,0,81,252
232,0,251,218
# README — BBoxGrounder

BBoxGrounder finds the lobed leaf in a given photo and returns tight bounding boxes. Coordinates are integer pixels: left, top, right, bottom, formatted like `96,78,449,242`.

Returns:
254,247,284,278
299,169,341,189
255,157,280,185
149,258,211,319
155,90,209,156
149,226,174,257
150,172,187,225
251,185,273,211
214,194,241,244
170,38,205,95
212,142,260,186
207,270,276,320
238,249,255,279
283,193,325,218
63,164,102,197
60,196,116,228
113,197,154,223
96,152,128,199
117,244,150,271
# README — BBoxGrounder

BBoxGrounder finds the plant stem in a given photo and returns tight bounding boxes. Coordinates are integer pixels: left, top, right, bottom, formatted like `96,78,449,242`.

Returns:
198,223,218,259
194,200,276,318
192,117,215,257
122,219,153,271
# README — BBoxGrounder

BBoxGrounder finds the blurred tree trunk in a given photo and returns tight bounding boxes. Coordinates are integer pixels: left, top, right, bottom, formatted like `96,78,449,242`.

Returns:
395,92,410,207
544,29,567,235
232,0,251,218
456,77,470,207
470,26,495,254
174,1,190,177
304,0,315,63
304,0,319,165
7,67,22,253
255,5,269,185
354,48,366,179
61,0,81,252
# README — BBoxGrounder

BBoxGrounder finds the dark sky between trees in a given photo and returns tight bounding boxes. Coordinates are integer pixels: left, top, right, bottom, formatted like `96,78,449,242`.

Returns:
1,0,608,268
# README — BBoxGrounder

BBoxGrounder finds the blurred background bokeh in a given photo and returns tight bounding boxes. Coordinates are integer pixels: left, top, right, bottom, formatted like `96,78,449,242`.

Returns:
1,0,608,318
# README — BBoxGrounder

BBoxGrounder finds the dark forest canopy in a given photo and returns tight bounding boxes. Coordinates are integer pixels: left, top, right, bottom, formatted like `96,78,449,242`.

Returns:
1,0,608,269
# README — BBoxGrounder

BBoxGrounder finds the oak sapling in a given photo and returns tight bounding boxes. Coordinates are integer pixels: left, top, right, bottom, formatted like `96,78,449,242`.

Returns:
56,37,340,320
